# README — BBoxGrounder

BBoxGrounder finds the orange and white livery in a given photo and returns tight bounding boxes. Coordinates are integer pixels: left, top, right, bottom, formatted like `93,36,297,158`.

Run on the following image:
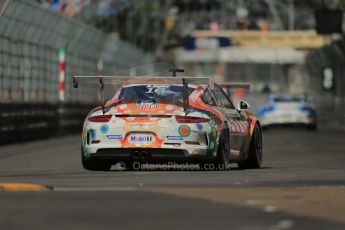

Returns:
74,66,262,171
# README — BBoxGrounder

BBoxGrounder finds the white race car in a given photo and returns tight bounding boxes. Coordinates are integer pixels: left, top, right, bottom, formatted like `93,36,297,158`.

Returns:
257,94,317,130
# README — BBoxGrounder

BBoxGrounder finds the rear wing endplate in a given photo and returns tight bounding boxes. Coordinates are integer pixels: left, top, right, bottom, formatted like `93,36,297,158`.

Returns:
219,82,251,91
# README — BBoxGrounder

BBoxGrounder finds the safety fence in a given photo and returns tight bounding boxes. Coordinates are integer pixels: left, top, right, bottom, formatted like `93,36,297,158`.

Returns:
0,0,155,104
0,0,156,144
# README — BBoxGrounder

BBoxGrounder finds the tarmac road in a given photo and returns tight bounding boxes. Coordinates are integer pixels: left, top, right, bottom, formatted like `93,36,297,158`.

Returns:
0,126,345,230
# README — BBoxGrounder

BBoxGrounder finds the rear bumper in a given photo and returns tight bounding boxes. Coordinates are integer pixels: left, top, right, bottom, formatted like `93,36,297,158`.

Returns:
260,114,316,126
85,148,216,162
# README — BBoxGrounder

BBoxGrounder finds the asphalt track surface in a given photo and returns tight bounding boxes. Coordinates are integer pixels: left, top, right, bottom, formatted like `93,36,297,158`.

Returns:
0,126,345,230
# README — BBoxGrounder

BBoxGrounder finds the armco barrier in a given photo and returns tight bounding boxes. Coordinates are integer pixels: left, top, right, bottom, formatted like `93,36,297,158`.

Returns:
0,103,94,145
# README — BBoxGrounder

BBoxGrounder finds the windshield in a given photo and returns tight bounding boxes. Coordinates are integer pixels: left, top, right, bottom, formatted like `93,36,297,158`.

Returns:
119,85,195,104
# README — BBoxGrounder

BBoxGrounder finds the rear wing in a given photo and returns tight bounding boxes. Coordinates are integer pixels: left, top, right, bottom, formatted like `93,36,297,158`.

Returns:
219,82,251,91
73,76,210,88
73,75,210,115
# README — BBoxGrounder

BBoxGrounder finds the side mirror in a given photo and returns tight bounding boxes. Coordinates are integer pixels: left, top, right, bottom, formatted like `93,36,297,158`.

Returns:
237,100,250,111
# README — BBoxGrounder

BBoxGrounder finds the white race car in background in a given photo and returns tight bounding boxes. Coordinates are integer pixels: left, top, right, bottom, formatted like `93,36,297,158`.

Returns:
257,94,317,130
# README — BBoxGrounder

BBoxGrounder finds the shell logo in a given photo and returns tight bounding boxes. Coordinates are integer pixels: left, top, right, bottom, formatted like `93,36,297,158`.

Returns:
178,125,191,137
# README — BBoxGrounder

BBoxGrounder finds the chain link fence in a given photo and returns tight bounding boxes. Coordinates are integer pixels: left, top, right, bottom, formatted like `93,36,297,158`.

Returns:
0,0,155,104
0,0,155,144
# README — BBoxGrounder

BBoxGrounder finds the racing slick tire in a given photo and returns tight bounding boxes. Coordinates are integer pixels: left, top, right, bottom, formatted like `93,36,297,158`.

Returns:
81,148,111,171
215,124,231,170
238,123,262,169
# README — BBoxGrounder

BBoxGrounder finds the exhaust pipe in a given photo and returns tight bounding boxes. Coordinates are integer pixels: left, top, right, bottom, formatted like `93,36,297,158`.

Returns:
142,151,150,158
132,150,140,158
132,150,150,158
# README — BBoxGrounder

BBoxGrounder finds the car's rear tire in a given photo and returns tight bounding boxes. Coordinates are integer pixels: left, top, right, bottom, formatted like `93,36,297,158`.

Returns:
216,124,230,170
238,123,262,169
81,148,111,171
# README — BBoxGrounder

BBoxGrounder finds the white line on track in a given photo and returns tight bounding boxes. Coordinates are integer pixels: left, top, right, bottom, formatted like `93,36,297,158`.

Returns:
264,205,277,213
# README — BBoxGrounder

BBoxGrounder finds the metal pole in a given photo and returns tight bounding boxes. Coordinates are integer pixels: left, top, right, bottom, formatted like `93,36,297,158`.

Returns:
58,48,65,102
332,42,345,124
97,59,104,76
288,0,295,30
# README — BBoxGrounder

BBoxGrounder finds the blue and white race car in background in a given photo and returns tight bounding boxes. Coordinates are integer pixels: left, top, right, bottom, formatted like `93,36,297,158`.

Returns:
257,94,317,130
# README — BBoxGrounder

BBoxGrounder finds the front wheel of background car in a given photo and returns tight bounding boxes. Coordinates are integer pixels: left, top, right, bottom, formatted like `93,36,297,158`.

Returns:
81,149,111,171
216,125,230,170
238,123,262,169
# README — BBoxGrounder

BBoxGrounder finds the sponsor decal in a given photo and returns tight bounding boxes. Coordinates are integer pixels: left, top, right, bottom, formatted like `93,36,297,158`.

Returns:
107,135,123,140
135,99,157,111
145,85,169,94
128,133,154,144
196,123,203,130
100,124,109,134
178,125,191,137
166,136,183,141
131,123,151,129
88,129,96,139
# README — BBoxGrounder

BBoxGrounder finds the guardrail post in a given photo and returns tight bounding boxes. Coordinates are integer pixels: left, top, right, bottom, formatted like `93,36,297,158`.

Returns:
59,48,66,102
58,47,66,134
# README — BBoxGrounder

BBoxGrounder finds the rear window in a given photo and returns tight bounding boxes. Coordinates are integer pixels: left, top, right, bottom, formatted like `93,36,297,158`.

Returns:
273,96,302,103
119,85,195,103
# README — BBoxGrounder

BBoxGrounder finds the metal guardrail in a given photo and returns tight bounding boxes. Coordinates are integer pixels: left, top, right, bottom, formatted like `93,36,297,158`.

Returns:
0,103,93,145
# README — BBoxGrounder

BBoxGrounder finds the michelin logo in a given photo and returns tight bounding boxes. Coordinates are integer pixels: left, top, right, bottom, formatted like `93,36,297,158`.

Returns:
107,135,123,140
166,136,183,141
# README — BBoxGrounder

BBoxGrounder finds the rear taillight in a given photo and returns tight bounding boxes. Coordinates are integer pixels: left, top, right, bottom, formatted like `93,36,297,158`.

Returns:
88,115,112,122
175,115,210,123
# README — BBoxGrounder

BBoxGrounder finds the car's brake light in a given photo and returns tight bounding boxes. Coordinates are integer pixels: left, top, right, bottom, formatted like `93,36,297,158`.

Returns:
175,115,210,123
88,115,112,122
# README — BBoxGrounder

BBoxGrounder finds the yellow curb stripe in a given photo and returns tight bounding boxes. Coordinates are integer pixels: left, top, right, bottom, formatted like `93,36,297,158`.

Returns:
0,183,52,191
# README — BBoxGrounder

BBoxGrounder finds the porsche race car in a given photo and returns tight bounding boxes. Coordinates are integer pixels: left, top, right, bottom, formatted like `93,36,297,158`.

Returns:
74,66,263,171
257,94,317,130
